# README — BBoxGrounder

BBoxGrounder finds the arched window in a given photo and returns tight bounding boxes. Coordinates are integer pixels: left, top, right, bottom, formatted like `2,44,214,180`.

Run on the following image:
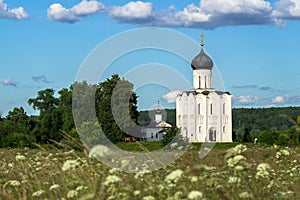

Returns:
199,126,202,133
223,103,225,115
151,133,153,138
223,126,226,133
198,76,201,88
155,133,158,138
198,103,201,115
210,103,213,115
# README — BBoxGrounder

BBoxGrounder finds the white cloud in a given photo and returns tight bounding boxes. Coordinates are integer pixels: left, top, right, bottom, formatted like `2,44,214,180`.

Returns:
234,95,259,105
163,90,181,104
0,0,29,20
47,0,105,23
272,95,289,104
272,0,300,19
109,1,154,23
0,78,17,86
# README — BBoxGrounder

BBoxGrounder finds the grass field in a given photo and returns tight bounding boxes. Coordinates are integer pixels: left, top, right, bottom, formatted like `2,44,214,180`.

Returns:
0,142,299,200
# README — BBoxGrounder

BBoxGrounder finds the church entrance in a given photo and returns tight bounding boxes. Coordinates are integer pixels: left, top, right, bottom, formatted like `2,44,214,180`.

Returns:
209,128,216,142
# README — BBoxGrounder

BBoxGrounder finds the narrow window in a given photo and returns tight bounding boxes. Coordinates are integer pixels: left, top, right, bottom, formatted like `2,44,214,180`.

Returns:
210,103,213,115
198,103,201,115
199,126,201,133
151,133,153,138
223,103,225,115
223,126,226,133
205,76,207,88
198,76,201,88
155,133,158,138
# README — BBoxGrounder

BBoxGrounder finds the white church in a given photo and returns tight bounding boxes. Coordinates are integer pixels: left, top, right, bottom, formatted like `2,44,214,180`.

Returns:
176,35,232,142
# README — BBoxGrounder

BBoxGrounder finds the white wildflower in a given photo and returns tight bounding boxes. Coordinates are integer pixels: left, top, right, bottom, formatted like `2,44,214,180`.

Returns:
76,185,88,191
190,176,198,182
187,191,203,200
104,175,122,186
235,165,244,171
62,160,80,171
133,190,141,196
227,155,246,167
142,195,155,200
256,163,271,179
165,169,184,184
50,184,60,190
5,180,21,187
239,192,252,199
15,154,26,161
8,163,14,168
228,176,241,184
89,145,111,158
276,149,290,159
32,190,44,197
67,190,78,198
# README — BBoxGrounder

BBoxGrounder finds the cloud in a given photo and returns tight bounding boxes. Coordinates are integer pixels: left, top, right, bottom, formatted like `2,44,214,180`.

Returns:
0,0,29,20
47,0,105,23
272,95,288,103
272,0,300,19
233,95,259,105
32,75,52,83
259,86,271,91
163,90,182,104
0,78,17,86
232,84,257,89
109,1,155,24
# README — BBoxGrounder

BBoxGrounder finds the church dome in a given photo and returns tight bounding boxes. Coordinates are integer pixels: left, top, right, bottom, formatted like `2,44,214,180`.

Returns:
191,48,214,70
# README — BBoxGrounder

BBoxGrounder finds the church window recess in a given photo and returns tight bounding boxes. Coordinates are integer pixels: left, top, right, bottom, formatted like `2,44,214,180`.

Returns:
223,126,226,133
198,103,201,115
151,133,153,138
210,103,213,115
155,133,158,138
199,126,202,133
198,76,201,88
223,103,225,115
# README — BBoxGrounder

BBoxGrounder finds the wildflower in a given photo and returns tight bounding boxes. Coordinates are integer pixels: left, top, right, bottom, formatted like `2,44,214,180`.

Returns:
133,190,141,196
190,176,198,182
76,185,88,191
170,142,178,149
228,176,241,184
227,155,246,167
174,191,183,199
32,190,44,197
276,149,290,159
187,191,203,200
256,163,271,179
89,145,111,158
165,169,184,184
5,180,21,187
104,175,122,186
239,192,252,199
142,195,155,200
50,184,60,191
62,160,80,171
15,154,26,161
235,165,244,171
67,190,78,198
8,163,14,168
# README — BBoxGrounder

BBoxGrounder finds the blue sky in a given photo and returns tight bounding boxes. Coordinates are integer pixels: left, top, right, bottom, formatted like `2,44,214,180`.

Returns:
1,0,300,116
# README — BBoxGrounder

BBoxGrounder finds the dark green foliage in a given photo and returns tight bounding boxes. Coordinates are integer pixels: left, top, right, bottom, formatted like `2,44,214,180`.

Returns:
162,127,180,146
95,74,139,143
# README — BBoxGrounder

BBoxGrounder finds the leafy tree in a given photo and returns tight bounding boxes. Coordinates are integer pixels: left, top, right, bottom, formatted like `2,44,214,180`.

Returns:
95,74,139,143
28,89,62,143
2,107,35,147
162,127,180,146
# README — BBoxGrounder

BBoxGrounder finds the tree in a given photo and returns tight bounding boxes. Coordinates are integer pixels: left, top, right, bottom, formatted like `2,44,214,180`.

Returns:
95,74,139,143
28,89,62,143
2,107,35,147
162,127,180,146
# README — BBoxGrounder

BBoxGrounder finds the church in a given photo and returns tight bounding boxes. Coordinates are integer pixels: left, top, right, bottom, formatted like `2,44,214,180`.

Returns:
176,35,232,142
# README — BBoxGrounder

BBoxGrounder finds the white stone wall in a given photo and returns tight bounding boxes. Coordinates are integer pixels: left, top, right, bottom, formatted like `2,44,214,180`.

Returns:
176,91,232,142
193,69,212,89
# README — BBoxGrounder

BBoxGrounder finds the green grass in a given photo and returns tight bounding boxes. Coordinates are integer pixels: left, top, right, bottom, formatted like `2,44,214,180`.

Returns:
0,143,299,199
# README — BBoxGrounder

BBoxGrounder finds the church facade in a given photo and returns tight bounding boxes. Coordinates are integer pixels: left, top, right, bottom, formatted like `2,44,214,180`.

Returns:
176,36,232,142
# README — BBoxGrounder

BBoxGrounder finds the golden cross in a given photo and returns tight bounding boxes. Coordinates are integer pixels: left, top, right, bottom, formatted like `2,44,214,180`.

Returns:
200,34,205,47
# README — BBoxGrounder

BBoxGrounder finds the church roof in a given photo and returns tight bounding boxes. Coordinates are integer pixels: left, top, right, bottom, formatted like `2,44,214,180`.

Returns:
191,48,214,70
142,120,172,129
178,90,231,96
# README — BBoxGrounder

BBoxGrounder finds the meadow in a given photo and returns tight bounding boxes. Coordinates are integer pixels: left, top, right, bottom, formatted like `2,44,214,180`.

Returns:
0,142,299,200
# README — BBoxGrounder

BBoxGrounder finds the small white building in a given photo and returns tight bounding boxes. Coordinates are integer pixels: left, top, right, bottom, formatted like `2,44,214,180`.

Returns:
142,103,172,141
176,36,232,142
